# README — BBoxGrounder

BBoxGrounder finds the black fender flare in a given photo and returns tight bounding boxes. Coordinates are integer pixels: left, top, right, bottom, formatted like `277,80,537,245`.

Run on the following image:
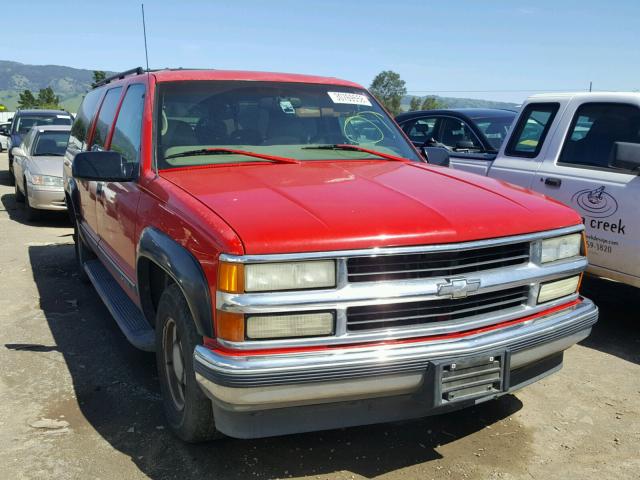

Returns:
137,227,214,338
66,177,82,221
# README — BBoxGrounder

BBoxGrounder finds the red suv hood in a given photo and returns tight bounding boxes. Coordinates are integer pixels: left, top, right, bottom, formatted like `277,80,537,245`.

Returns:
160,161,581,254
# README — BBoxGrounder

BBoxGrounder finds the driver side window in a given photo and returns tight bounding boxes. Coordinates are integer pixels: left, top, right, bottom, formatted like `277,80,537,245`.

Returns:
439,118,482,150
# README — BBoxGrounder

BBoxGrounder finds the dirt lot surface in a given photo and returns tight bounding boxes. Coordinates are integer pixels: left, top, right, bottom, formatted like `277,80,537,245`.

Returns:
0,151,638,479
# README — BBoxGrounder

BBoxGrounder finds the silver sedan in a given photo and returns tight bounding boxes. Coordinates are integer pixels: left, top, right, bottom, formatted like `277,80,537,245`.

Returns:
12,125,70,220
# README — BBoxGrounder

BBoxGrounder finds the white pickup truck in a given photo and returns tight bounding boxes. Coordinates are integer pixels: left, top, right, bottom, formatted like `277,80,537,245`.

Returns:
439,93,640,288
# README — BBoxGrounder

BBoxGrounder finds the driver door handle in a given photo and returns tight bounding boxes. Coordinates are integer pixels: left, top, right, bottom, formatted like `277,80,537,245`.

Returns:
544,177,562,187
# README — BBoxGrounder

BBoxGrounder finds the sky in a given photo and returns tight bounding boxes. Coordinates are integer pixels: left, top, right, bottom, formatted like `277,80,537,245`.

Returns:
5,0,640,103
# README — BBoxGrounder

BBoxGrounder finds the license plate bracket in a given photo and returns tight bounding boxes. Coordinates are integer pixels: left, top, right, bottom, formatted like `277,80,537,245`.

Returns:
431,352,510,406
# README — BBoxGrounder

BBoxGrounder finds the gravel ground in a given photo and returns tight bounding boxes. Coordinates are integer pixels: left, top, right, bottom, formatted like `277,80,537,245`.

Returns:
0,151,638,480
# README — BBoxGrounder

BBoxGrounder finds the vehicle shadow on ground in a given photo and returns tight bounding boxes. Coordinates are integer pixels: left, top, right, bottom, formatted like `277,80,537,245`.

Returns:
27,243,523,480
579,276,640,365
1,192,71,228
0,166,13,187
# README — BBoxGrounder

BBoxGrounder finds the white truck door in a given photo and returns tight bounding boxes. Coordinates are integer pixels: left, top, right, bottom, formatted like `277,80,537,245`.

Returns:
531,99,640,287
488,101,567,188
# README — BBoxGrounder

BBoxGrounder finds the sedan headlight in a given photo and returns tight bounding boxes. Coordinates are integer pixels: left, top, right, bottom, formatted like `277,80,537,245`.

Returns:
30,174,64,188
218,260,336,293
540,234,582,263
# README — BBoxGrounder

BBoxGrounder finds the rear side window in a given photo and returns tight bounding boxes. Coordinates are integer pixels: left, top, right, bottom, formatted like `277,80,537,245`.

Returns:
69,88,103,153
558,102,640,170
110,84,146,169
92,87,123,149
505,103,559,158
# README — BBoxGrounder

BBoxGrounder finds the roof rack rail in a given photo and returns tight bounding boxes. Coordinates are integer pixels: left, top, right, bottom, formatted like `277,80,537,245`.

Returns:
93,67,145,88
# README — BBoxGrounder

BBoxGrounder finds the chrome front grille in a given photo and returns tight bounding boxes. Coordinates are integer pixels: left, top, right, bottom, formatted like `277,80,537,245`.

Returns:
346,242,530,283
346,286,529,332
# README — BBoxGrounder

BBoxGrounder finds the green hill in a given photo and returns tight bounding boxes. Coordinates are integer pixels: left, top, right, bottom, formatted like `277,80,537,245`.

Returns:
0,60,114,111
402,95,519,111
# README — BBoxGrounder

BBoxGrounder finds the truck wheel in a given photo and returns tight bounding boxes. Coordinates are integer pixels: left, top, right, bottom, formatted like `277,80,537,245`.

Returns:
156,283,222,442
73,219,95,283
23,181,40,221
14,181,24,202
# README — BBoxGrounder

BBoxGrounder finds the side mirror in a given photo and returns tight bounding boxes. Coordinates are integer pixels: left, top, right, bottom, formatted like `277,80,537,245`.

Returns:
610,142,640,173
422,146,450,167
11,146,25,158
72,151,135,181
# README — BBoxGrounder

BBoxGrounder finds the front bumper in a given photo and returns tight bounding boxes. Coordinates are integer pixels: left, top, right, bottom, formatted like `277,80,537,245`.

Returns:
27,185,66,211
194,298,597,437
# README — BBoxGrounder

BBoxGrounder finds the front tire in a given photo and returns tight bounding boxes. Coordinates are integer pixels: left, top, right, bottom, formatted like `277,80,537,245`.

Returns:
14,180,24,202
23,181,40,221
8,157,15,186
156,283,221,443
73,219,95,283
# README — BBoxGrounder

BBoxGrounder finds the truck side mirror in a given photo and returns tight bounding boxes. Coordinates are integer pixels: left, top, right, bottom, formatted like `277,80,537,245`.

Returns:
422,146,450,167
72,151,136,182
609,142,640,173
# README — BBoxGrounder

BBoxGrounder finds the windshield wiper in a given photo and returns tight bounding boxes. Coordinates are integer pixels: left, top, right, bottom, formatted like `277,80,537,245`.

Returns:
164,148,299,164
302,144,411,163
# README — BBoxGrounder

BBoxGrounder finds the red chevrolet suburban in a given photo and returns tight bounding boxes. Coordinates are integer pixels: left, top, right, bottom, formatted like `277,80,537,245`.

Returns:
64,68,598,441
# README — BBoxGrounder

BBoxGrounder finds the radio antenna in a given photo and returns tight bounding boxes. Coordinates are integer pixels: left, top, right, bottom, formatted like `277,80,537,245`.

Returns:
141,3,150,72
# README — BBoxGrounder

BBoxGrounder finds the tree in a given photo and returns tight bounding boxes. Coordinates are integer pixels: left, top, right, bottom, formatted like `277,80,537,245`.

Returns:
36,87,61,109
420,96,444,111
369,70,406,116
92,70,106,87
409,96,422,111
18,89,37,109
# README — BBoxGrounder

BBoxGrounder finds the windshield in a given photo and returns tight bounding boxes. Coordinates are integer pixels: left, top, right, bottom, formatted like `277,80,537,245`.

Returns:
33,131,70,156
474,115,516,150
156,81,422,168
15,114,72,135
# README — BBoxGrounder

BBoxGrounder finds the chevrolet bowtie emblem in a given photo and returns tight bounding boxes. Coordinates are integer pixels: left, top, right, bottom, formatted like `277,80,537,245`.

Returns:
437,278,481,299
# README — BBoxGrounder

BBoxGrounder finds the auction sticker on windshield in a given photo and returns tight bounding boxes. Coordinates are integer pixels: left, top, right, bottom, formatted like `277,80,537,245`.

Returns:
327,92,372,106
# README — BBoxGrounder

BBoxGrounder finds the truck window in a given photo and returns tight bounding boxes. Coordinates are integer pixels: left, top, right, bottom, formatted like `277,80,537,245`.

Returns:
402,117,437,143
69,88,103,153
109,83,145,170
558,102,640,170
92,87,123,150
505,103,559,158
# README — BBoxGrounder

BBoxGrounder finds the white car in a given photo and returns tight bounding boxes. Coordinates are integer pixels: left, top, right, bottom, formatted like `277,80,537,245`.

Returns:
0,122,9,151
435,92,640,288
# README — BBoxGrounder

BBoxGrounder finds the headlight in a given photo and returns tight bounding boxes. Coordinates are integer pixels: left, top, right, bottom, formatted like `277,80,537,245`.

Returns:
537,276,581,303
218,260,336,293
540,234,582,263
246,312,334,340
30,174,63,187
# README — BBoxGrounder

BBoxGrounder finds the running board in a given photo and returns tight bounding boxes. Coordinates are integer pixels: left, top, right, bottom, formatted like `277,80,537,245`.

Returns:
84,260,155,351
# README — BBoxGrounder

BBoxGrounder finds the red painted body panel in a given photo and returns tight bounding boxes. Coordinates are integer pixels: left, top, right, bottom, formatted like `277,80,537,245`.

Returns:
151,69,363,89
159,160,582,254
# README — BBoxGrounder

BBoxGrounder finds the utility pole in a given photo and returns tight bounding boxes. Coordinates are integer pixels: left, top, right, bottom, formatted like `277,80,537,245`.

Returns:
589,81,593,92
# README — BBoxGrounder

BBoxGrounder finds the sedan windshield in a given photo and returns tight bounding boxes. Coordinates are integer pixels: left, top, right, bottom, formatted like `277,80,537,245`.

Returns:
15,114,72,135
156,81,422,168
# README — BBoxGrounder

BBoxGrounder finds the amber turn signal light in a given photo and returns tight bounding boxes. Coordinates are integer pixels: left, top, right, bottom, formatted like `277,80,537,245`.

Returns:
218,261,244,293
216,310,245,342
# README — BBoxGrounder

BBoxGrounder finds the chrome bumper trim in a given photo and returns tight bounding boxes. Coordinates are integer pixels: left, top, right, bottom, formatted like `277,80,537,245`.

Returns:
195,298,597,391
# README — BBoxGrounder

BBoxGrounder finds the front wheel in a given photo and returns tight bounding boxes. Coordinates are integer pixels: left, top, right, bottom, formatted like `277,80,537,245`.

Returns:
156,283,221,442
14,180,24,202
23,181,40,221
73,219,95,283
